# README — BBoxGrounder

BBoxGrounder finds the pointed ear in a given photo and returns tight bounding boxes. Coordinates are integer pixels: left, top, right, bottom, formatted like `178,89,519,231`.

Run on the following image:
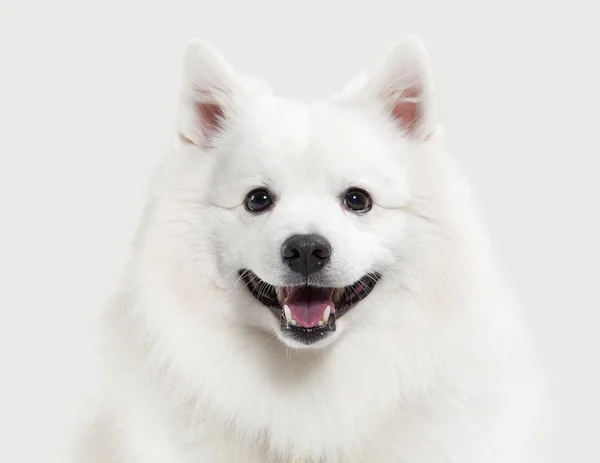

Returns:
178,40,236,147
365,36,437,140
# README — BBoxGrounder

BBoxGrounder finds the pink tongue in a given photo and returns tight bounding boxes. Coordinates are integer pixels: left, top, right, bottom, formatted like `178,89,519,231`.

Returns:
285,287,334,328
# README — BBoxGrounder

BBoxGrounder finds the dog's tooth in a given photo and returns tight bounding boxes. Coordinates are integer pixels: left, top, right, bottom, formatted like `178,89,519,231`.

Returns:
289,319,297,326
318,320,325,327
322,305,331,323
332,291,341,305
276,287,286,302
283,305,292,322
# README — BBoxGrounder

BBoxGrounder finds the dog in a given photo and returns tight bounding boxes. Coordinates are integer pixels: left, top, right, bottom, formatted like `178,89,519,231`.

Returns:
73,37,542,462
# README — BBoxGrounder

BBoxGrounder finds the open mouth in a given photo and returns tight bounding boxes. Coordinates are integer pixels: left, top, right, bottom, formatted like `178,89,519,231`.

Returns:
239,270,380,344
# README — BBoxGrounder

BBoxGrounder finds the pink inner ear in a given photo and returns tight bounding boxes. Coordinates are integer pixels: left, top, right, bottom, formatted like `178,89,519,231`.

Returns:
196,102,225,139
391,87,421,133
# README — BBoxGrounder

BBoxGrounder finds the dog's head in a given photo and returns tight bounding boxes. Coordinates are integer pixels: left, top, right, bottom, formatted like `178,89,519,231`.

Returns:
151,38,441,349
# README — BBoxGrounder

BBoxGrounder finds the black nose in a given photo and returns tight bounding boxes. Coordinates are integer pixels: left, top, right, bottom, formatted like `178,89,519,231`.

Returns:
281,234,332,277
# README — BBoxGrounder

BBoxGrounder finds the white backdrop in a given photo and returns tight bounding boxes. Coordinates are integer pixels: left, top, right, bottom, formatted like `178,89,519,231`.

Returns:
1,0,598,461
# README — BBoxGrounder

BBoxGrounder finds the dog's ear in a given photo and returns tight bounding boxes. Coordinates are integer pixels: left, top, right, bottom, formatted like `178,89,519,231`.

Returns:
364,37,437,140
178,40,236,147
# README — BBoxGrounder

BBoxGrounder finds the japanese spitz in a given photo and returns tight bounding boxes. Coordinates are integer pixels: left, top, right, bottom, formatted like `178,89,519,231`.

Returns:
74,37,542,462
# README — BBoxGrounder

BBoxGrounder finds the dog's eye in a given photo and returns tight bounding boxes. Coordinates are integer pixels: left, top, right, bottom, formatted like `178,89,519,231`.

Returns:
245,189,273,212
343,189,372,213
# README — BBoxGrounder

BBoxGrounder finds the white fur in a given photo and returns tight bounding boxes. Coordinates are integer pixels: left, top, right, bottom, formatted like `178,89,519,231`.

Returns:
73,37,542,462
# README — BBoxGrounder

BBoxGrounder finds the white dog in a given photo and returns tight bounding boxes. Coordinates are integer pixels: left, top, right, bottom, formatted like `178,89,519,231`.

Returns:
73,37,542,462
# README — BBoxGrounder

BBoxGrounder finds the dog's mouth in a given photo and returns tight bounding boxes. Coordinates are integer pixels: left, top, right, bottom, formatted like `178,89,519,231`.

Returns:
239,270,380,344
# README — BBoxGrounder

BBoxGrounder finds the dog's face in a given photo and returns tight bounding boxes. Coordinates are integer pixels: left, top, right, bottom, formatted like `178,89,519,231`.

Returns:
167,38,438,349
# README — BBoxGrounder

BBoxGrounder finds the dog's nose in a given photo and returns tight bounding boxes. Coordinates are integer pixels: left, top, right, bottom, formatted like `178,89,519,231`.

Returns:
281,234,332,277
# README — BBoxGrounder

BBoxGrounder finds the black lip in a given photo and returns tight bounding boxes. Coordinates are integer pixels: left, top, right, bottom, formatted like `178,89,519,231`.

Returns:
239,270,380,344
281,317,337,344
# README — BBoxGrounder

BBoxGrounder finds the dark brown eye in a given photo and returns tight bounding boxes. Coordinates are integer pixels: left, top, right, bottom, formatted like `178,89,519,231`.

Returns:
343,189,372,213
245,189,273,212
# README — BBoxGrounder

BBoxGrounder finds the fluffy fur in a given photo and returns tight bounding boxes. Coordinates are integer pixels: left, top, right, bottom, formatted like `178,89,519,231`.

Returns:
73,37,541,462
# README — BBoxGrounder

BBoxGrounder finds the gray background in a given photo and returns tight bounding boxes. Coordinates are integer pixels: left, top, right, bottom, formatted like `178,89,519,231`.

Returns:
1,0,598,461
